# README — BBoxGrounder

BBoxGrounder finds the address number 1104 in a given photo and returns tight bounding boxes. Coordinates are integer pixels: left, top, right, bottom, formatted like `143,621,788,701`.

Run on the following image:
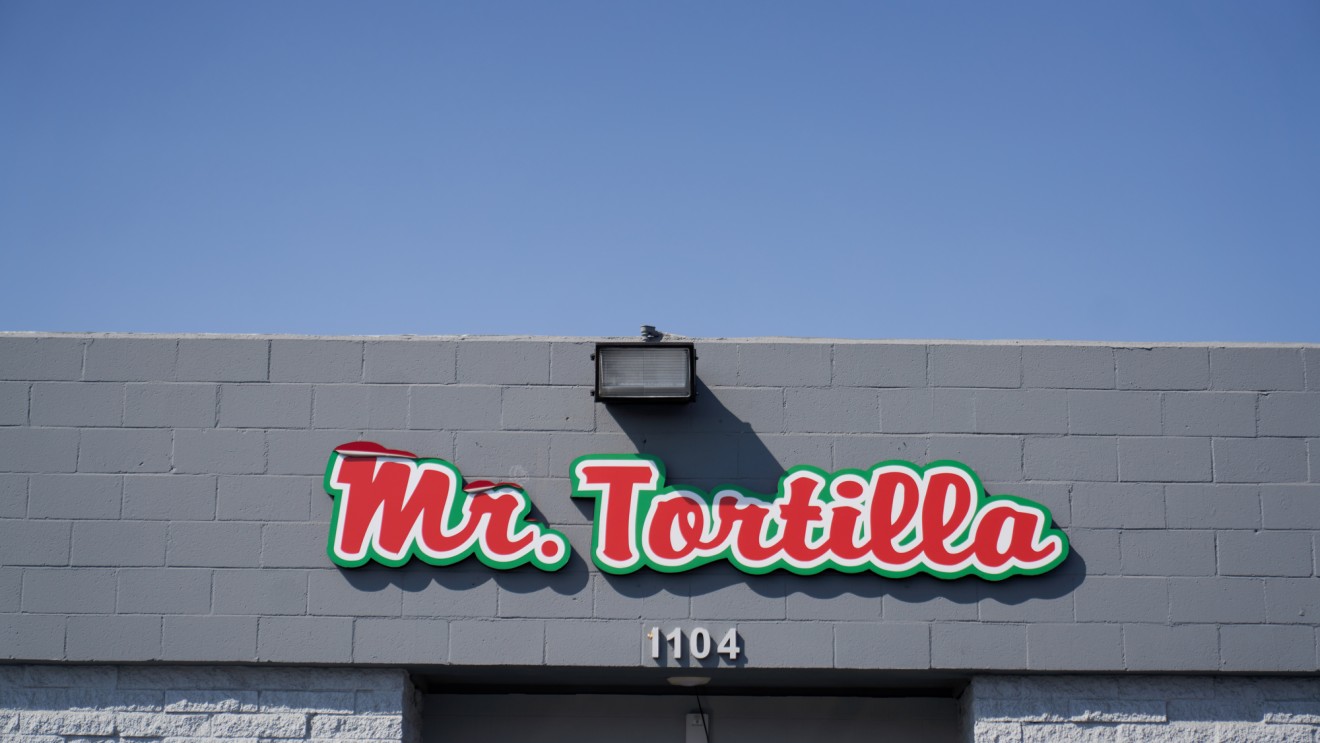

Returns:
648,627,741,661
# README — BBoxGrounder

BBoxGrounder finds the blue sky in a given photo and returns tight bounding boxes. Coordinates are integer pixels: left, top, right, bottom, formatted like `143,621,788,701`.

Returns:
2,2,1317,342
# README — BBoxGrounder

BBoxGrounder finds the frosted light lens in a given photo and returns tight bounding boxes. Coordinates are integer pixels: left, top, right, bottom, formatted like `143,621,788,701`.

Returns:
597,347,692,399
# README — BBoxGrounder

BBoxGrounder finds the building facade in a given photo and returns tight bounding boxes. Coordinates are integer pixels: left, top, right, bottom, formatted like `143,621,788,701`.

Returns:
1,333,1318,742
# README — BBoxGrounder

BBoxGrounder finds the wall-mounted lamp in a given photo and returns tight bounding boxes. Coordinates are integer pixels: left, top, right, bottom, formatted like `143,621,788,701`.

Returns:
593,341,696,403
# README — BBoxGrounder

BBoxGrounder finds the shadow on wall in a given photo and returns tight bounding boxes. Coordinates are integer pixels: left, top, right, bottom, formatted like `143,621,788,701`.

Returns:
597,379,1086,611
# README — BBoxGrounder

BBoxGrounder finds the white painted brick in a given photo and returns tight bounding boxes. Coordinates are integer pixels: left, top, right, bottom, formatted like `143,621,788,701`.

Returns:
1116,677,1214,700
1214,722,1313,742
309,714,402,739
164,690,259,713
1019,723,1119,742
1264,702,1320,724
206,713,306,738
6,736,64,743
0,711,17,733
1068,700,1165,723
257,691,354,714
115,712,210,736
354,691,404,715
19,711,116,735
977,699,1070,723
162,738,259,743
1116,722,1216,743
973,721,1023,743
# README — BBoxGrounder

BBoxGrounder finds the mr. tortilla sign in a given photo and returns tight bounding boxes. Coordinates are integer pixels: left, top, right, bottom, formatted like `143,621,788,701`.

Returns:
324,442,1069,580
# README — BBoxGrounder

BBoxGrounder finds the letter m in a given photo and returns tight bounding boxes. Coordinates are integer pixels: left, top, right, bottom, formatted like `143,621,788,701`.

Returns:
324,451,458,567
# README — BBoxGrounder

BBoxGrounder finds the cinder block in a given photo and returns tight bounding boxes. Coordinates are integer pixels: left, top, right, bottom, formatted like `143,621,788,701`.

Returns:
832,343,926,387
1023,346,1115,389
1161,392,1256,437
691,342,738,386
271,339,362,382
1169,577,1265,623
167,522,262,567
1308,349,1320,391
257,616,353,662
597,386,785,436
1210,348,1305,391
931,622,1027,670
177,338,269,382
502,386,594,431
30,382,122,426
1024,437,1117,482
833,435,928,468
66,615,161,661
312,384,408,429
1220,625,1316,672
217,475,314,521
495,570,590,619
365,340,456,383
449,619,545,665
0,428,79,472
732,621,833,668
1118,437,1211,483
976,390,1068,434
117,568,212,614
1059,529,1121,576
262,522,331,569
161,616,258,662
1073,576,1169,622
28,474,121,519
544,620,639,666
124,383,216,427
402,571,499,618
0,381,26,424
1166,484,1261,529
123,475,216,520
456,341,550,385
22,568,117,613
690,572,786,620
0,473,24,518
265,428,355,476
884,577,979,621
930,345,1021,388
1213,438,1308,483
1027,623,1123,670
0,566,18,611
879,388,976,434
784,387,879,433
1259,393,1320,437
71,521,166,566
454,431,550,479
1071,483,1164,528
739,435,831,479
0,336,85,381
834,622,929,669
1217,530,1312,577
736,343,831,386
976,577,1073,622
214,569,308,615
218,383,312,428
308,569,403,616
927,436,1022,482
1261,484,1320,529
1116,348,1209,390
0,519,71,565
1121,530,1215,576
355,618,449,663
988,481,1071,527
174,429,266,474
409,385,501,430
549,341,594,386
1123,624,1219,672
84,338,176,381
1067,390,1161,435
1264,578,1320,623
0,614,65,660
77,428,171,473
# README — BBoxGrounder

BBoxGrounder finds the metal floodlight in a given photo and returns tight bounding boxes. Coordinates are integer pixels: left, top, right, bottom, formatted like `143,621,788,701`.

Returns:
593,342,696,403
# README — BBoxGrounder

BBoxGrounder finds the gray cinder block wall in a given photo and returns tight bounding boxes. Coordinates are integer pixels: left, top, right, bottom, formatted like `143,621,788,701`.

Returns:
1,333,1318,742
